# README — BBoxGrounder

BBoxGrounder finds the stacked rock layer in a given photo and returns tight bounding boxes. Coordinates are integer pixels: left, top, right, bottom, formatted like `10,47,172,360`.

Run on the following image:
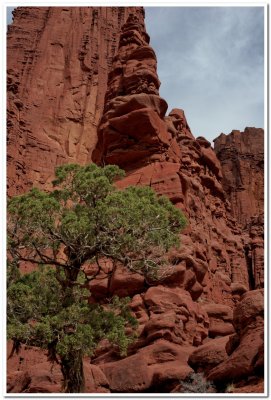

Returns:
7,7,264,394
89,12,264,392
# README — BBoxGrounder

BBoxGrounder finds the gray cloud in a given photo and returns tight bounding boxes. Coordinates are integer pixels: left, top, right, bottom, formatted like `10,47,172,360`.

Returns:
7,7,15,25
145,6,264,143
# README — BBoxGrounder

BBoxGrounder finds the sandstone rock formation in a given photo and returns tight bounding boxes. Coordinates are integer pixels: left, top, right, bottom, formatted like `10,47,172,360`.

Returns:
7,6,264,394
7,342,110,393
188,335,230,374
214,128,264,227
100,340,193,393
90,10,264,393
207,289,264,383
214,129,264,290
93,12,250,308
7,6,144,196
189,290,264,387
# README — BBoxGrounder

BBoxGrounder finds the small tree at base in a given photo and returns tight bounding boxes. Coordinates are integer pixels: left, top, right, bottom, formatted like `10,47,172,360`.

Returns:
7,266,136,393
7,163,186,393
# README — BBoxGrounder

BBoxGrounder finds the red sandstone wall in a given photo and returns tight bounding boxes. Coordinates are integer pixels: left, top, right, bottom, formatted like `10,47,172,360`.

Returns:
7,7,264,394
7,6,144,196
214,128,264,289
214,128,264,227
93,13,250,307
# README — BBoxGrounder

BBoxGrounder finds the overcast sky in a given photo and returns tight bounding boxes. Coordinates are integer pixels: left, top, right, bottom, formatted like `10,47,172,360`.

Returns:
7,6,264,143
145,7,264,142
6,7,13,24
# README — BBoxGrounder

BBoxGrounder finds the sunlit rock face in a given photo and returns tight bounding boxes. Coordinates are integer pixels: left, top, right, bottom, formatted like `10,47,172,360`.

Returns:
7,6,144,196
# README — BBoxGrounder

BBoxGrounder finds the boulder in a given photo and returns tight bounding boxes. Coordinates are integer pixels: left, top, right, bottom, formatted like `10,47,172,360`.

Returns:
101,340,193,392
207,290,264,383
109,264,145,297
188,336,229,373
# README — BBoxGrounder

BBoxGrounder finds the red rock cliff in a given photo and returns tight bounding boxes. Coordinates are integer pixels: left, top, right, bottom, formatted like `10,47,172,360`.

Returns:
214,128,264,227
89,12,264,393
214,129,264,289
7,6,144,196
93,12,250,306
7,7,264,394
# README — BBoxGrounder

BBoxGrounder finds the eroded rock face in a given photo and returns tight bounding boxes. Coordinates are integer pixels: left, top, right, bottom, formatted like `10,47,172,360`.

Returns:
7,7,264,394
245,214,264,289
7,342,110,393
7,6,144,196
214,128,264,227
207,289,264,383
214,128,264,290
188,335,230,374
99,340,194,393
139,286,209,346
90,10,264,393
92,13,168,169
93,13,250,309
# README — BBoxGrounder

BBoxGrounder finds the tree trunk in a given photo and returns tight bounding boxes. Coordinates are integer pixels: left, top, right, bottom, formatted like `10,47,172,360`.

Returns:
60,351,85,393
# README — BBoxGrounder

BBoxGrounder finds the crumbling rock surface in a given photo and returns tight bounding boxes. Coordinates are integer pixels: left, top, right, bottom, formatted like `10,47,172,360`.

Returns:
137,286,209,347
188,336,230,374
201,303,234,338
7,7,264,394
7,6,144,196
92,13,168,169
98,340,194,393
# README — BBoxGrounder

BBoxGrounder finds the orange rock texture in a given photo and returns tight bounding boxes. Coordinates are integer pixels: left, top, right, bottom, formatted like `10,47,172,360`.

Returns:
7,6,144,196
7,7,264,394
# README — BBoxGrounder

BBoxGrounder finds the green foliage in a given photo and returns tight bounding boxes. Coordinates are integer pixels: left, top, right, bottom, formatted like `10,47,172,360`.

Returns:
8,163,186,279
7,261,20,287
7,163,187,392
7,266,137,359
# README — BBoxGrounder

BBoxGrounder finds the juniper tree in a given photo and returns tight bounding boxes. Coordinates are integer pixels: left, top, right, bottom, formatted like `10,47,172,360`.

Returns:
7,163,186,393
7,266,136,393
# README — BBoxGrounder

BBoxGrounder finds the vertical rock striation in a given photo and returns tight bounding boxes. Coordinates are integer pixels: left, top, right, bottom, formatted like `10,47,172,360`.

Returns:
7,7,264,394
214,128,264,227
214,128,264,289
7,6,144,196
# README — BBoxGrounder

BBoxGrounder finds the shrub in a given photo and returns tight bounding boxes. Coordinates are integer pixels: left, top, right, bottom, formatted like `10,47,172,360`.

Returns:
179,372,216,393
